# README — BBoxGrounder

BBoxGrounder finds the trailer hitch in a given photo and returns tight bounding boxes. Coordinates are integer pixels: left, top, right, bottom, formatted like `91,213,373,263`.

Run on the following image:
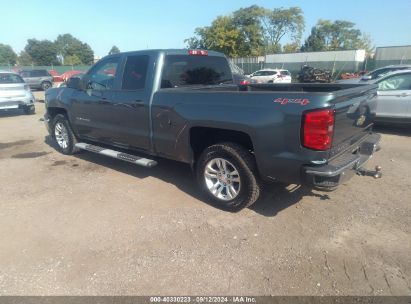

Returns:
357,165,382,179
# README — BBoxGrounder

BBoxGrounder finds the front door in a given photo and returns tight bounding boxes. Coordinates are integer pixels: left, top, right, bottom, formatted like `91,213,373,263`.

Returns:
70,56,121,142
71,54,152,151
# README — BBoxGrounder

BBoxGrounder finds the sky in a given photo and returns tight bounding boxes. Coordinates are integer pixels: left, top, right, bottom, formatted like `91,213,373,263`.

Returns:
2,0,411,57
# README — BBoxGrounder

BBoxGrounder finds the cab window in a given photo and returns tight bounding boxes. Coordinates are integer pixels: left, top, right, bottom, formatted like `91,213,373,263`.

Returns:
122,55,149,90
161,55,232,88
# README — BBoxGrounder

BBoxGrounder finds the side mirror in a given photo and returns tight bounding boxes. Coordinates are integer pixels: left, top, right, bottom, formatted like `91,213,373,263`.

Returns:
67,76,84,90
361,75,372,81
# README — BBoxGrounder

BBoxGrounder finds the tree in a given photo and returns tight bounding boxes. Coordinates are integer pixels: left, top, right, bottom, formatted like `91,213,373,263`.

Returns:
185,5,266,57
24,39,59,65
283,42,300,53
261,7,304,54
0,44,17,65
185,16,242,57
55,34,76,62
231,5,266,56
54,33,94,65
64,54,82,65
77,42,94,65
17,51,33,66
300,25,325,52
301,20,373,53
185,5,305,57
109,45,120,55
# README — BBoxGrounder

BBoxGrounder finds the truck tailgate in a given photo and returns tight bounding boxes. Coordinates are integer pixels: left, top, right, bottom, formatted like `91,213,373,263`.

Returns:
329,84,378,158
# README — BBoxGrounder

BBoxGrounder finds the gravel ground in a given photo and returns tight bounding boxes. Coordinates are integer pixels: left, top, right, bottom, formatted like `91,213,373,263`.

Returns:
0,92,410,295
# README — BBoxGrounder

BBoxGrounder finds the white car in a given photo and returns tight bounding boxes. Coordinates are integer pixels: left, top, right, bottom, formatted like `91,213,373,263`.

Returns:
0,71,35,114
248,69,292,84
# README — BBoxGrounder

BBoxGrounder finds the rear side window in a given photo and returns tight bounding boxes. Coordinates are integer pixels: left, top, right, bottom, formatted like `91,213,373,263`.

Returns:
0,73,24,84
20,71,31,77
122,55,149,90
280,71,291,76
161,55,232,88
31,70,49,77
253,71,265,76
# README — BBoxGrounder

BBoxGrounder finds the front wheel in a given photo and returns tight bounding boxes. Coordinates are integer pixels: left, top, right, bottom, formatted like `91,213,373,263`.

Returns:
52,114,80,155
196,142,261,212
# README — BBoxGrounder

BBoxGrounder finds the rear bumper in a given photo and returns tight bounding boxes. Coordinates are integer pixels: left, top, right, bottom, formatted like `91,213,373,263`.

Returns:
303,133,381,189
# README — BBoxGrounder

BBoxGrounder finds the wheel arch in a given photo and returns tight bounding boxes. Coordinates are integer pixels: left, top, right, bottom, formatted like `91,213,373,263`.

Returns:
189,126,255,162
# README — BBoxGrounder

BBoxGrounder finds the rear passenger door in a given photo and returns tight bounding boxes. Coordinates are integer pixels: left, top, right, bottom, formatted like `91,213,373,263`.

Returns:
264,71,276,83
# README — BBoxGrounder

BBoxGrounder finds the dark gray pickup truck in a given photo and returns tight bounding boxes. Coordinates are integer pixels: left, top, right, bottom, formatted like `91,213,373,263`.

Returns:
44,49,381,211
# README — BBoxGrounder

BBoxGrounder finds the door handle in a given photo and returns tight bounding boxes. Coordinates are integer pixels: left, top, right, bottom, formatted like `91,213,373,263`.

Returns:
131,100,144,108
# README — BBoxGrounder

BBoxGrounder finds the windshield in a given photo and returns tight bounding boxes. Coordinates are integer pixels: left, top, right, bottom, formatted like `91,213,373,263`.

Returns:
0,73,25,84
365,67,406,80
161,55,233,88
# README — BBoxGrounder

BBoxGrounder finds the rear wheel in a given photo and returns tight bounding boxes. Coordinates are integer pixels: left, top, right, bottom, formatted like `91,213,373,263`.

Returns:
196,142,261,212
52,114,80,155
41,81,52,91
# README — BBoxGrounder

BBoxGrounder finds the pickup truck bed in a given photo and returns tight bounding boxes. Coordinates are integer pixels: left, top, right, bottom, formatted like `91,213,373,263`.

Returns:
44,49,381,211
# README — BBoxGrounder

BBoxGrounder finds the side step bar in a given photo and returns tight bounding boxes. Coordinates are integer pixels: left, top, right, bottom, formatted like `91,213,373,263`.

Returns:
75,143,157,168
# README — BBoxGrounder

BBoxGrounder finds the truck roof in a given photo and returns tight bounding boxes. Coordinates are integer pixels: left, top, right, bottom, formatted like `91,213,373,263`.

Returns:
104,49,226,59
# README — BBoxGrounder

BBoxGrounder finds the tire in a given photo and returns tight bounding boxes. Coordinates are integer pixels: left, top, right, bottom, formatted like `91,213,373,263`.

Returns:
196,142,261,212
51,114,80,155
41,81,52,91
23,105,35,115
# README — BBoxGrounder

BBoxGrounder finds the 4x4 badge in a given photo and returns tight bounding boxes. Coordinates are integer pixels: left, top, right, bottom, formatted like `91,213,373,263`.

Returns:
274,98,310,105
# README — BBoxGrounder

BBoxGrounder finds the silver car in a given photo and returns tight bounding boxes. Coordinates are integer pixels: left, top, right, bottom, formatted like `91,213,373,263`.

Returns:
373,69,411,123
337,64,411,84
0,71,36,114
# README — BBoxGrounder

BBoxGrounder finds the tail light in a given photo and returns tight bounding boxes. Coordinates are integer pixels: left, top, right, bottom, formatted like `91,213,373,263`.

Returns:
302,108,335,151
239,80,250,85
188,49,208,56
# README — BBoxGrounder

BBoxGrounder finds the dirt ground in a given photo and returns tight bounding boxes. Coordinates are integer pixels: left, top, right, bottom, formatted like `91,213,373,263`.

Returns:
0,92,410,296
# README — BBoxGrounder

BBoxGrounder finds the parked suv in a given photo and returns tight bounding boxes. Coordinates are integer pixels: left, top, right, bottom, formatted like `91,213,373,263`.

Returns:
248,69,292,84
20,69,53,91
